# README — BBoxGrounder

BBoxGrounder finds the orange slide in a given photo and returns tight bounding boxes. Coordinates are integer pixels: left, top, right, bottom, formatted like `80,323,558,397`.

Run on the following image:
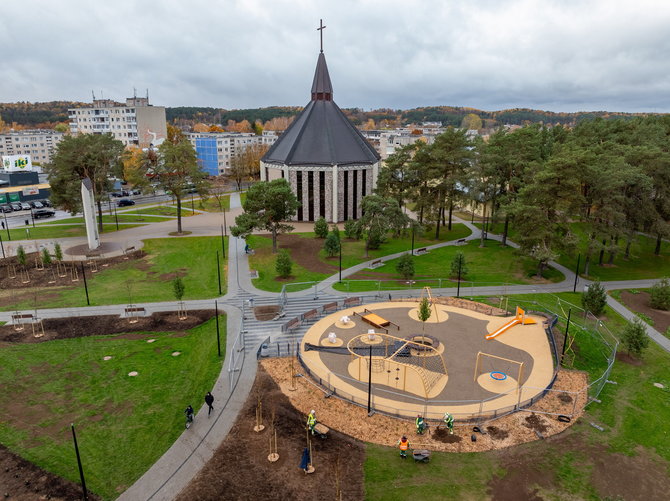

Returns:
486,306,536,340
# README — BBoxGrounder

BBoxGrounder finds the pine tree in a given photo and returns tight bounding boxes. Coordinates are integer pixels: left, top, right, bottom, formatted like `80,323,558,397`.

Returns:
396,253,415,280
324,233,340,257
314,217,329,238
276,250,292,278
16,245,26,267
649,278,670,310
450,252,468,279
622,318,649,358
582,281,607,316
172,277,185,301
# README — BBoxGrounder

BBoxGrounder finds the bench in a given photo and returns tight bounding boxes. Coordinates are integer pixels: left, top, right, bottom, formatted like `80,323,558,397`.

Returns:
302,309,319,322
457,238,467,245
322,301,338,313
415,247,427,255
124,306,146,318
368,259,383,269
249,269,259,279
343,297,361,307
11,313,34,324
125,246,136,253
284,317,301,332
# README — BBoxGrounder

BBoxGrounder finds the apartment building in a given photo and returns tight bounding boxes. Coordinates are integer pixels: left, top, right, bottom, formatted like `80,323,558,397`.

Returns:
0,129,65,165
186,130,277,176
68,96,167,148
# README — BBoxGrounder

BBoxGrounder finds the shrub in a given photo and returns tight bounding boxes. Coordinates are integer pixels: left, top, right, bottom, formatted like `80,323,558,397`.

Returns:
649,278,670,310
314,217,329,238
582,281,607,316
16,245,26,266
344,220,361,239
396,253,415,280
450,251,468,279
622,318,649,358
367,230,386,250
275,250,292,278
41,248,52,267
330,224,340,241
324,233,340,257
172,277,185,301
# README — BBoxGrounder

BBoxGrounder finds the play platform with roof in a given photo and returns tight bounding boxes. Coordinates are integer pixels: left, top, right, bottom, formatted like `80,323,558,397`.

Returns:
299,295,556,421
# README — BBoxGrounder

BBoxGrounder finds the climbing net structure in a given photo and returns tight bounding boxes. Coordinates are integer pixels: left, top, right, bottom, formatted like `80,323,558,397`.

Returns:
346,332,448,398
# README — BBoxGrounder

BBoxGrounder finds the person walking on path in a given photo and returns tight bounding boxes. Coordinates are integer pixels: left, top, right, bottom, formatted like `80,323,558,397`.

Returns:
205,391,214,416
397,435,411,458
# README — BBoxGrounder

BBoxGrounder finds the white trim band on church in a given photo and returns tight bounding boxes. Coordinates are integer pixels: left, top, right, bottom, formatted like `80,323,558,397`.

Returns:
260,49,381,223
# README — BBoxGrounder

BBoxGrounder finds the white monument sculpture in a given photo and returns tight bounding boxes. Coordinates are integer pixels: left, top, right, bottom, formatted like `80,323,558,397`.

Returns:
81,177,100,250
328,332,337,344
339,315,350,324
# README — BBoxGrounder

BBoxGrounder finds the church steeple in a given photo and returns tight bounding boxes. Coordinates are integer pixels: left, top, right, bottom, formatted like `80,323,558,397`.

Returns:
310,52,333,101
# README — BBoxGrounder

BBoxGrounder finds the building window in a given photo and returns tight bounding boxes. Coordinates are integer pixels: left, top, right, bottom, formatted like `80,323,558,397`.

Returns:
352,170,358,219
308,171,314,221
297,171,303,220
343,171,349,220
319,171,325,219
362,169,366,196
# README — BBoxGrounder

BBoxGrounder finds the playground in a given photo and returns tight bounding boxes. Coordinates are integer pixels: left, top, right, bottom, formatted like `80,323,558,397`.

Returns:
299,295,565,421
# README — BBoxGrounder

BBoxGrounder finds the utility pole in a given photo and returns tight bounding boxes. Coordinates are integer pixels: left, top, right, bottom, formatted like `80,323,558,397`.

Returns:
573,254,581,293
71,424,89,501
80,262,90,306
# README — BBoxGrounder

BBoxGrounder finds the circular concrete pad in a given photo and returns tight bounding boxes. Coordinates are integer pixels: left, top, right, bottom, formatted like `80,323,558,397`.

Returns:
477,373,518,394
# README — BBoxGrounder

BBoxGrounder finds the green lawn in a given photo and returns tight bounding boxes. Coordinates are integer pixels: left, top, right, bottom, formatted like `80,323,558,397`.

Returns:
334,240,564,292
0,316,225,500
2,223,143,240
41,214,173,225
129,205,195,217
1,237,228,311
481,221,670,281
365,291,670,499
247,225,472,292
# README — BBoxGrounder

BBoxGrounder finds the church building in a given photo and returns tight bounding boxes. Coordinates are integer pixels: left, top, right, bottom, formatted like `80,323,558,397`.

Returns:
260,28,381,223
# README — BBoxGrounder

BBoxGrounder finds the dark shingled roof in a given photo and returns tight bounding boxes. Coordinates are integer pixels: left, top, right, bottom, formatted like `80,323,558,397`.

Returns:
262,53,380,167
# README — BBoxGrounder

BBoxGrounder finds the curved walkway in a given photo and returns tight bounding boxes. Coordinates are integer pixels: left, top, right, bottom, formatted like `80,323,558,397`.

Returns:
2,204,669,499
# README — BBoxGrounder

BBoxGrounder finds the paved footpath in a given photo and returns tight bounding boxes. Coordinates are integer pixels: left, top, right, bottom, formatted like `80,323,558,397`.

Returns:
2,207,669,500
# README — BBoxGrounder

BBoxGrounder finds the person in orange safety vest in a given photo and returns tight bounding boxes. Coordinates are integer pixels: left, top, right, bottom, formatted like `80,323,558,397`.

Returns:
397,435,411,458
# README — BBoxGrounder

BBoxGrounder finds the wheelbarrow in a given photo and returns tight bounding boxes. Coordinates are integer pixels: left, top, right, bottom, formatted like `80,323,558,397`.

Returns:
412,449,431,463
313,423,330,439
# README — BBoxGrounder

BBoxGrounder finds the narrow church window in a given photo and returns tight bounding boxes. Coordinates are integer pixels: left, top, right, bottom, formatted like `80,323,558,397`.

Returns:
308,171,315,221
297,171,304,220
343,170,349,220
319,171,326,218
362,169,366,196
353,169,358,219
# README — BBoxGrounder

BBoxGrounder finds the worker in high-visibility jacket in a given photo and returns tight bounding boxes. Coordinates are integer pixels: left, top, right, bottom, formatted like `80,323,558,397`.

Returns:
416,414,426,435
397,435,411,458
443,412,454,435
307,410,317,435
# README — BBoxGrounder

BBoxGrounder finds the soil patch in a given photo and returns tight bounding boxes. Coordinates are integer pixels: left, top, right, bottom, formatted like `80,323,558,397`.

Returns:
276,234,337,274
619,290,670,334
0,443,100,501
432,427,462,443
616,351,643,366
177,365,365,501
523,414,549,434
486,426,509,440
0,310,215,344
254,304,280,321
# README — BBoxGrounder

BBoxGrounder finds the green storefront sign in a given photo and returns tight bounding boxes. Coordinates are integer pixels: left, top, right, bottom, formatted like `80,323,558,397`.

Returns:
0,193,6,204
8,193,20,202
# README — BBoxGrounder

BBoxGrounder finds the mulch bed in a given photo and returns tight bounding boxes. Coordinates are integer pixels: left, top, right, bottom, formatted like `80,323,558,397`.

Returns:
0,310,216,344
618,290,670,334
0,443,100,501
274,234,338,274
176,366,365,501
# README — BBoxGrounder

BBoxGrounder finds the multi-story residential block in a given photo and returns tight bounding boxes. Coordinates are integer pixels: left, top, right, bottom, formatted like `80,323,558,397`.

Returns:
68,96,167,148
186,130,277,176
0,129,65,165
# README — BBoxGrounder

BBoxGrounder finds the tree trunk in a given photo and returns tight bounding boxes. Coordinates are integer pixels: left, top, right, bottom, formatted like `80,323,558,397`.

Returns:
272,226,278,253
607,236,617,265
537,260,545,278
655,233,662,256
584,252,591,277
598,239,606,265
176,196,183,233
419,205,424,225
97,199,104,233
434,206,441,240
624,236,632,259
501,215,510,247
479,208,487,248
448,201,453,231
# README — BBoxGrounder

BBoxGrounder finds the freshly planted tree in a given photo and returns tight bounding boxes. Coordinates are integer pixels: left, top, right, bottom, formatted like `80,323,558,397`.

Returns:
396,253,415,281
314,217,329,238
330,224,340,241
649,278,670,310
41,248,52,267
418,297,432,334
172,277,185,301
275,250,292,278
324,232,340,257
622,318,649,358
54,242,63,262
16,245,26,267
450,252,468,279
582,281,607,316
231,179,300,253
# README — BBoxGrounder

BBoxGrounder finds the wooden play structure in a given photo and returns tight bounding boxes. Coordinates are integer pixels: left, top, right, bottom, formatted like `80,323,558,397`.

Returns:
485,306,536,340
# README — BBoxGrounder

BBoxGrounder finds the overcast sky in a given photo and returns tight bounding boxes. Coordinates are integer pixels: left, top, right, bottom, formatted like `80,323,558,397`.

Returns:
2,0,669,113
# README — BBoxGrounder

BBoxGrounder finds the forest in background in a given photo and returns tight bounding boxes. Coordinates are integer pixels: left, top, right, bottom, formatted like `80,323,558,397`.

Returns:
0,100,662,132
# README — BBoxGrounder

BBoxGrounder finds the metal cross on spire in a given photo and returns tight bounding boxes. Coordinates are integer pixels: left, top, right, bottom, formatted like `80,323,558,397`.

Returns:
317,19,326,53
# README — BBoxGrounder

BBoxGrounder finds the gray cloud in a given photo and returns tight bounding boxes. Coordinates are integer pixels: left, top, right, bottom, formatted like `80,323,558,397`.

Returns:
1,0,669,113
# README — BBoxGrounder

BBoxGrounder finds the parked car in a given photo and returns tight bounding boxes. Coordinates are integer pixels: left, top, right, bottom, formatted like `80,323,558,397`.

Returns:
131,189,141,195
30,201,44,209
117,199,135,207
10,203,22,211
20,202,31,210
0,204,12,213
33,208,56,219
40,199,52,207
111,192,123,198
